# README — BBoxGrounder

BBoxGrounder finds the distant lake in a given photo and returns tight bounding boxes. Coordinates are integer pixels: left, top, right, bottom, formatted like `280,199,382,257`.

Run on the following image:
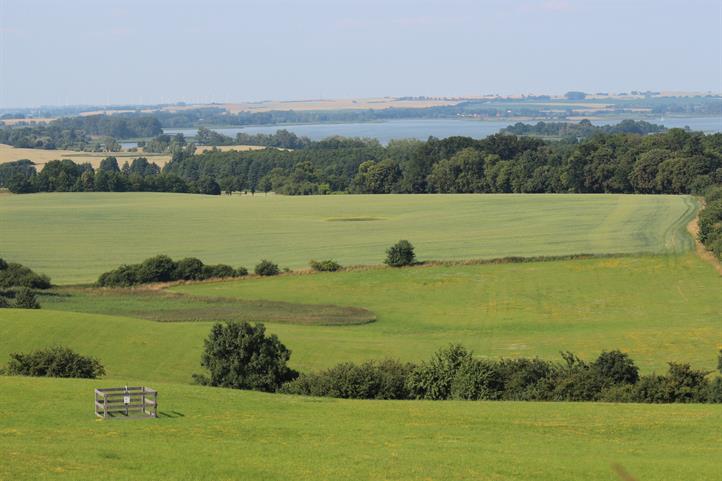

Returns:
163,116,722,145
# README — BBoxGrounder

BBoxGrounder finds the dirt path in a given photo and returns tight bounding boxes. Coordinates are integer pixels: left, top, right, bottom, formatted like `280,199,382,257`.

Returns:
687,201,722,275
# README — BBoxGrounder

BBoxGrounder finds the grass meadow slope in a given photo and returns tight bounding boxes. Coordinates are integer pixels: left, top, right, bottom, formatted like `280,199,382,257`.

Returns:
0,192,697,284
0,254,717,381
0,192,719,481
2,376,721,481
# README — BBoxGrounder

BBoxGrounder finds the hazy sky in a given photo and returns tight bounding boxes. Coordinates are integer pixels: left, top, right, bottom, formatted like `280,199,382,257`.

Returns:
1,0,720,107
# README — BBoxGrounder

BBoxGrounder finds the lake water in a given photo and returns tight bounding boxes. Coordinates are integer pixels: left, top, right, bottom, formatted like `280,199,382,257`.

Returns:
161,116,722,145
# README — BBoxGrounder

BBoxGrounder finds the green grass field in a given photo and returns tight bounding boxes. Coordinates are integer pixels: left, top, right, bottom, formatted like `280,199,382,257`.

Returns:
0,192,697,284
0,254,717,383
2,376,721,481
1,192,719,480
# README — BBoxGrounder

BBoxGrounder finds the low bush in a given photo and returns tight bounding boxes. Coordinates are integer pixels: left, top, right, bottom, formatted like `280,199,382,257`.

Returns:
5,346,105,378
309,259,342,272
0,296,9,308
0,259,51,289
201,264,236,279
281,359,414,399
255,259,280,276
14,287,39,309
97,255,247,286
405,344,471,400
385,240,416,267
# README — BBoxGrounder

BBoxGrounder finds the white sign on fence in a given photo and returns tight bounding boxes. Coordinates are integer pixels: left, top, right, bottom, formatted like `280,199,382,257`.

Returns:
123,395,130,404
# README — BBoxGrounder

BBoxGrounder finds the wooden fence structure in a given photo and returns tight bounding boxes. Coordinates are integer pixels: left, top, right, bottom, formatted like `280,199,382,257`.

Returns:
94,386,157,419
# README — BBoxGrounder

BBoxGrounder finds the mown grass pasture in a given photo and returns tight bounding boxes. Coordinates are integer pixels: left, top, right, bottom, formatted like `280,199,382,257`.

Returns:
1,376,721,481
0,192,697,284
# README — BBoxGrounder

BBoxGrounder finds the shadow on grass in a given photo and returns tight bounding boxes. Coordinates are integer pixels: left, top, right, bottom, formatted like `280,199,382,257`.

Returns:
158,411,185,418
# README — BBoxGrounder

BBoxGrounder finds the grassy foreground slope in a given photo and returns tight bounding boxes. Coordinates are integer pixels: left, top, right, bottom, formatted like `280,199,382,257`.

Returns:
1,254,718,381
2,376,721,481
0,192,696,284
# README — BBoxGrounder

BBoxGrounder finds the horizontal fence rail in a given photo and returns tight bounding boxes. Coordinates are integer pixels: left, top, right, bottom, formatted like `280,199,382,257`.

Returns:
95,386,157,419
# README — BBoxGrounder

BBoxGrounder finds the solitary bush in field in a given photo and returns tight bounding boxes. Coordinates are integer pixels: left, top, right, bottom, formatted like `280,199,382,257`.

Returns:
235,266,248,276
199,321,297,391
385,240,416,267
14,287,39,309
6,346,105,378
255,259,280,276
309,259,342,272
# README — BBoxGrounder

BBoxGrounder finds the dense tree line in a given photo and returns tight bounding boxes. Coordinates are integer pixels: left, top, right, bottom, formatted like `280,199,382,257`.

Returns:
50,114,162,138
164,128,722,196
0,124,93,150
164,136,383,194
196,127,312,149
699,185,722,260
0,114,162,150
138,133,187,153
4,128,720,197
501,119,666,138
1,155,221,195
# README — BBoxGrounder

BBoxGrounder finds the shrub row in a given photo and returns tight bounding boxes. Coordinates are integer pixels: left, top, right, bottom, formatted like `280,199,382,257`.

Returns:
309,259,342,272
96,255,248,287
95,240,416,288
282,344,722,404
699,185,722,260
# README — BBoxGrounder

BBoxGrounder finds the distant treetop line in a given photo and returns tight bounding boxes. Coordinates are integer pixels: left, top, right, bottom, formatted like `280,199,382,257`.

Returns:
1,124,720,204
